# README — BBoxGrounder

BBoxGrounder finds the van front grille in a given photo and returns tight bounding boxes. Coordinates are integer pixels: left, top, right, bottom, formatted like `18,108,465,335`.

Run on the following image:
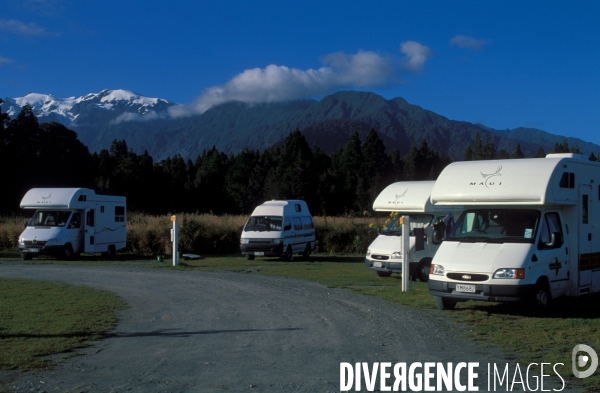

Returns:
446,273,489,282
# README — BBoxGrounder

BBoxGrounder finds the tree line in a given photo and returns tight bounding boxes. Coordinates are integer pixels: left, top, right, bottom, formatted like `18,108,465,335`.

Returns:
1,101,595,216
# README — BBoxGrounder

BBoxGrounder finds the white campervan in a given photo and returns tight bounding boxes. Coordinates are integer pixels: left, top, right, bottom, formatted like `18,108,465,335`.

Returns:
18,188,127,260
240,200,315,261
365,181,462,281
428,153,600,309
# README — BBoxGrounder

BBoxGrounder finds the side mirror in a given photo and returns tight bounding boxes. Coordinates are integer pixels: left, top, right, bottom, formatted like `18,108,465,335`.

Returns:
238,225,244,231
376,227,380,235
23,220,28,228
547,232,563,248
432,221,445,245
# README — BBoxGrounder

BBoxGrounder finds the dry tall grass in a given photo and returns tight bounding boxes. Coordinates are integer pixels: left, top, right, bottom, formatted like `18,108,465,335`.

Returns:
1,212,384,256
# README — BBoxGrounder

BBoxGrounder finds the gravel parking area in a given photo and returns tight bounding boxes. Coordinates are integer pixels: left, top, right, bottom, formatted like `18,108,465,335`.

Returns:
0,262,518,392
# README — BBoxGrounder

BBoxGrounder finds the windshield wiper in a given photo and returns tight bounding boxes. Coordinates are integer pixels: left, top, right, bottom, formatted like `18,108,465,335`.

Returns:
451,236,491,242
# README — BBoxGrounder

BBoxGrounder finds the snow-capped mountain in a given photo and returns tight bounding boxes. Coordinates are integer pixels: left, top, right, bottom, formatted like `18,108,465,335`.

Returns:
2,89,175,126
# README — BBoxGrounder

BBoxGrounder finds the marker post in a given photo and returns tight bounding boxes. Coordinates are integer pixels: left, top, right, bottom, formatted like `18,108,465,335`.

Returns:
401,215,410,292
171,215,179,266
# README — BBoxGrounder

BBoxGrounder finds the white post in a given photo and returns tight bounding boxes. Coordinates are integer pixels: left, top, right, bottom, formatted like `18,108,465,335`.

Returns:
401,215,410,292
171,215,179,266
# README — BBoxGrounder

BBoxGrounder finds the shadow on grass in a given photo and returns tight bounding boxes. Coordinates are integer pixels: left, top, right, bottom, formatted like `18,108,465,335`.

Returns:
455,292,600,319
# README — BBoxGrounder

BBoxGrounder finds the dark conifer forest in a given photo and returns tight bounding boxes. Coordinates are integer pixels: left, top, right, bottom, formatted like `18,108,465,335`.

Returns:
1,101,587,216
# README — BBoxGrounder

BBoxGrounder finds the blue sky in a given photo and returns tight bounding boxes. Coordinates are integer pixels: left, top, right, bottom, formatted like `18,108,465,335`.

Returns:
2,1,600,145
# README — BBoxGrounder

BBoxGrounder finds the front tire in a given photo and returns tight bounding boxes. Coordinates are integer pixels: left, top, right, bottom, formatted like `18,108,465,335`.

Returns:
246,254,255,260
417,259,431,282
21,253,33,261
61,244,73,260
376,271,392,278
435,296,457,310
534,280,552,308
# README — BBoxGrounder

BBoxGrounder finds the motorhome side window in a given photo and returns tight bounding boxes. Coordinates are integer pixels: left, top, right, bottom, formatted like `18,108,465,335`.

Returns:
559,172,575,189
295,204,301,212
283,217,292,231
538,212,563,249
86,210,94,227
115,206,125,222
68,213,81,229
301,216,314,230
292,217,302,230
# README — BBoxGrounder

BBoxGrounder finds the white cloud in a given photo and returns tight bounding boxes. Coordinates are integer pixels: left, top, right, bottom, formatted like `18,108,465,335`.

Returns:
0,56,13,65
450,35,491,51
0,19,53,36
169,44,431,117
399,41,433,73
110,111,166,125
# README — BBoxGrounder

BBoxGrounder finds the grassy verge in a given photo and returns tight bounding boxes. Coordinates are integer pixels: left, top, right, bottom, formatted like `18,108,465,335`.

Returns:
0,278,127,371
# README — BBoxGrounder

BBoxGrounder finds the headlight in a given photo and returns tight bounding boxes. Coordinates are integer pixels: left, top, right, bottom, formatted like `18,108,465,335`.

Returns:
366,249,371,257
271,239,283,245
493,268,525,279
431,264,445,275
18,237,24,245
240,238,249,244
46,239,59,246
390,251,402,259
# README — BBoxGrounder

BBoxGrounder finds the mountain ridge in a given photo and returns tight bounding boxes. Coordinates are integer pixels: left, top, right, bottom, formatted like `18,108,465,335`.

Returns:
3,89,598,160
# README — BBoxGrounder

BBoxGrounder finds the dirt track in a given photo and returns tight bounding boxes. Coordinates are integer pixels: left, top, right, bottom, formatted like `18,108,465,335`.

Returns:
0,262,541,392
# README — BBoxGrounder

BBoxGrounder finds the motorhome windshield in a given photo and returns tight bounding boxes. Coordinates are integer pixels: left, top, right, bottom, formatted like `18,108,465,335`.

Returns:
29,210,72,228
449,209,541,244
244,216,283,232
382,214,433,236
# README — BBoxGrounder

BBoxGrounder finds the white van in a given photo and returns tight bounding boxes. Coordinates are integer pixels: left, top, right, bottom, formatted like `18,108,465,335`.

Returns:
240,200,315,261
18,188,126,260
365,181,462,281
428,153,600,309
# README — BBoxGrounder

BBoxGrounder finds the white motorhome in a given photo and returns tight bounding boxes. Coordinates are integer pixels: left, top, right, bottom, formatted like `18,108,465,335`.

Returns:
428,153,600,310
240,200,315,261
18,188,126,260
365,181,462,281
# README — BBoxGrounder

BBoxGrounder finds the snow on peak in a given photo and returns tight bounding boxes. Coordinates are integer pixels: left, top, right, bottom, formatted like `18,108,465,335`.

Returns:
8,89,172,122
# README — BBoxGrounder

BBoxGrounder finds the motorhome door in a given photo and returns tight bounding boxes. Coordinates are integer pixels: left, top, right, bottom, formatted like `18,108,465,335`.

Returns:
84,208,95,253
578,184,600,293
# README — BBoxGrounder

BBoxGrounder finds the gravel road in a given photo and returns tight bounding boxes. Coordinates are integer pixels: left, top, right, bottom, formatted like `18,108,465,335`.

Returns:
0,262,571,392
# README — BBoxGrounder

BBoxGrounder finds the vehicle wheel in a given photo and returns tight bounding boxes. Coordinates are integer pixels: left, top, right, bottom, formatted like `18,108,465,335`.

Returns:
246,254,255,260
534,280,552,307
61,244,73,260
102,245,116,259
376,271,392,278
417,259,431,282
284,245,293,261
302,243,311,260
21,253,33,261
435,296,457,310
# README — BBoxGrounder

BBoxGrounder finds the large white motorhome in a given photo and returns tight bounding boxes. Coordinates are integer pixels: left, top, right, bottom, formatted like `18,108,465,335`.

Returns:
365,181,462,282
240,200,315,261
18,188,126,260
428,153,600,309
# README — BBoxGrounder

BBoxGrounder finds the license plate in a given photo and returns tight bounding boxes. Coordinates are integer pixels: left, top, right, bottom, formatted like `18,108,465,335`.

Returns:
28,248,40,253
373,261,383,268
456,284,476,293
254,252,264,256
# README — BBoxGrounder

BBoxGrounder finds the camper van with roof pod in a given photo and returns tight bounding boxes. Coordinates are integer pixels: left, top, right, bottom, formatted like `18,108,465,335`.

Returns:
18,188,126,260
240,200,315,261
428,153,600,310
365,181,463,282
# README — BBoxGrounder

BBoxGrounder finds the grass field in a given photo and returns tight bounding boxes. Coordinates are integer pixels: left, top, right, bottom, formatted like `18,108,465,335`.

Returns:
1,253,598,391
0,277,127,370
